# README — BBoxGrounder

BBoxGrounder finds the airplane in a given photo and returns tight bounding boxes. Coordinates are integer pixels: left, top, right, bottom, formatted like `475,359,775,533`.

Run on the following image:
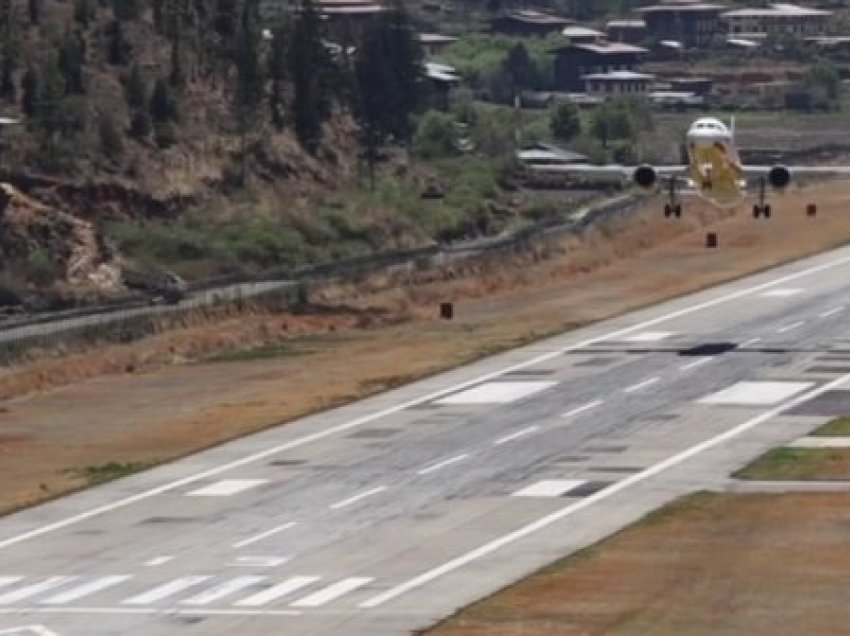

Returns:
529,115,850,218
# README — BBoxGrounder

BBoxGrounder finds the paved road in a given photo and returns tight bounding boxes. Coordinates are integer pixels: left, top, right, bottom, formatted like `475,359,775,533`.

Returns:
3,243,850,635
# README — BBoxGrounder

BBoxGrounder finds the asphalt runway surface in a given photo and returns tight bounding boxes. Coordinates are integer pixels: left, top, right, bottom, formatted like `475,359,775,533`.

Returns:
3,243,850,635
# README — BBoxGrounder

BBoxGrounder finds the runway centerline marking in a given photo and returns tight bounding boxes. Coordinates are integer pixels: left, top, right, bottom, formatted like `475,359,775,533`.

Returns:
561,400,603,419
624,377,660,393
359,372,850,609
232,522,297,549
329,486,387,510
776,321,804,334
3,251,850,550
494,426,540,445
680,357,712,371
740,337,762,348
819,306,845,318
417,454,470,476
144,556,174,567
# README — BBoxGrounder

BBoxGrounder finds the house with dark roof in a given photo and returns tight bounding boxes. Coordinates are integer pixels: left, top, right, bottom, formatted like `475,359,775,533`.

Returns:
553,42,648,92
490,10,573,36
635,2,726,47
722,3,831,37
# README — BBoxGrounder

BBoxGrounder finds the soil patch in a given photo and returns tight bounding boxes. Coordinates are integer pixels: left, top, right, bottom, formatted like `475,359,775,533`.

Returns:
426,492,850,636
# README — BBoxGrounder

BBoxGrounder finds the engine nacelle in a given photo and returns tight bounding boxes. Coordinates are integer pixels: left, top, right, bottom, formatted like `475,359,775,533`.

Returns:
633,165,657,189
768,165,791,189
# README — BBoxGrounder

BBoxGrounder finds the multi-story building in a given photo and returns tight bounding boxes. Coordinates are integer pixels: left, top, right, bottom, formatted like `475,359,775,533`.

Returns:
635,1,726,47
722,3,832,37
553,42,648,91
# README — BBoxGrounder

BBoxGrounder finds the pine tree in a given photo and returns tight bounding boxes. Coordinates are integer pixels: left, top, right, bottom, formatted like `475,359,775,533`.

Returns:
129,109,151,139
233,0,264,128
289,0,332,152
99,112,124,161
149,76,178,122
112,0,141,21
58,29,86,93
107,20,130,65
20,66,37,116
124,64,147,111
382,0,422,142
267,23,288,130
0,56,14,101
35,55,64,143
27,0,39,24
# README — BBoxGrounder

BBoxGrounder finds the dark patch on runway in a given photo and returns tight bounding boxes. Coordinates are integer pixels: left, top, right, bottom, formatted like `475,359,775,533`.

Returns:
587,466,643,473
347,428,401,439
805,366,850,374
678,342,737,357
641,413,679,422
565,481,613,497
269,459,307,466
787,390,850,416
504,369,556,376
583,445,628,453
573,357,618,367
142,516,204,524
557,455,591,462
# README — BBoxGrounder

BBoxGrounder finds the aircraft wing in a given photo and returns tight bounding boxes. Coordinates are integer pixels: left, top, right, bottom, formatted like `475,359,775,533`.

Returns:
527,164,688,181
740,165,850,177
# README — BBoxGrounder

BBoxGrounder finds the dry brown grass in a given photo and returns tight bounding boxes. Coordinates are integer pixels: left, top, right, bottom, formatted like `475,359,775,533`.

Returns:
427,492,850,636
2,183,850,513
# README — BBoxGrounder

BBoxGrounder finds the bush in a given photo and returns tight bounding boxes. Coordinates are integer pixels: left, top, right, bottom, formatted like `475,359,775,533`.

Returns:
550,100,580,142
413,110,457,159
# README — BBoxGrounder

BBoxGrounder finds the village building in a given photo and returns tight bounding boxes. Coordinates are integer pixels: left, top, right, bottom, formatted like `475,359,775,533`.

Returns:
582,70,655,97
606,19,647,44
418,33,458,57
635,2,725,48
561,25,605,45
490,10,573,37
553,42,648,92
722,3,832,37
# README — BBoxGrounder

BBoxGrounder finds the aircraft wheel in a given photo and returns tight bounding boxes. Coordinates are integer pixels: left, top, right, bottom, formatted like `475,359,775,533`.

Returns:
753,204,761,218
674,204,682,217
664,204,672,218
764,204,772,219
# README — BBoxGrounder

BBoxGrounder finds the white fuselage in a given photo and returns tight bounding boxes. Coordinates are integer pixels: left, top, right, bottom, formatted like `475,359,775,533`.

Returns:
685,117,744,206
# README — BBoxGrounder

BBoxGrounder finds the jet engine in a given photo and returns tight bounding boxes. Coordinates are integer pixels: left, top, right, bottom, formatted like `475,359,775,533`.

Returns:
768,165,791,189
633,165,657,188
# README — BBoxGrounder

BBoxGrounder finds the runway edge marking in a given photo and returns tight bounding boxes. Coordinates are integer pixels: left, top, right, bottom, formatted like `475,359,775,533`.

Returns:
2,252,850,551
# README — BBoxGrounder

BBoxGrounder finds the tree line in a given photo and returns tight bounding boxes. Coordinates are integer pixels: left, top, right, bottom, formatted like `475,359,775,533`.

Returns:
0,0,424,173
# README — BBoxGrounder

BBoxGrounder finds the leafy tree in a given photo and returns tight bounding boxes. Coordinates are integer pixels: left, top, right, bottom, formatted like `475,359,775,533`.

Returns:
591,102,632,147
129,109,151,139
502,42,537,97
550,100,580,142
289,0,332,151
154,121,177,148
0,55,14,101
380,0,422,142
73,0,91,27
35,55,65,142
805,60,840,107
413,110,456,159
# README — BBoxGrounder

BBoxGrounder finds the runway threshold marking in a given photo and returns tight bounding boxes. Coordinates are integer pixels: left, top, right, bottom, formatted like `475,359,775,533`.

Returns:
0,607,303,617
3,252,850,550
359,371,850,609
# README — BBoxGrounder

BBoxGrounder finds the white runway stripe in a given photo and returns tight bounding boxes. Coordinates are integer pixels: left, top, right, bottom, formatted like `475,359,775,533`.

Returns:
0,577,22,592
290,577,373,608
0,577,75,604
41,575,131,605
232,521,297,549
329,486,387,510
417,454,469,475
122,576,212,605
235,576,319,607
181,576,266,606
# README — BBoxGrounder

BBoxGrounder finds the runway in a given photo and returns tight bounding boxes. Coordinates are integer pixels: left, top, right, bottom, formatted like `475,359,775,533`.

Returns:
4,243,850,635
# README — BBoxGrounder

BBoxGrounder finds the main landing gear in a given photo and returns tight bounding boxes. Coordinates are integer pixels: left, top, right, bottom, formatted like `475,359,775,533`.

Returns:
753,176,771,219
663,178,681,218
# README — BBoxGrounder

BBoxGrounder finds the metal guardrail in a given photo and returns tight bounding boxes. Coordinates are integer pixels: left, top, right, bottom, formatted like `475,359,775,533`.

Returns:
0,191,642,360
